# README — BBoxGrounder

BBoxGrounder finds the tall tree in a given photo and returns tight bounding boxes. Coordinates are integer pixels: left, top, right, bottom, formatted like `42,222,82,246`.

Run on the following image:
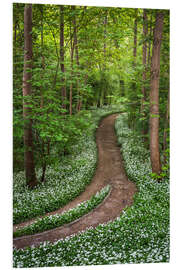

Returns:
40,5,45,109
60,5,66,111
39,5,46,182
103,10,108,64
141,9,149,140
133,9,138,66
23,4,37,187
72,6,81,112
69,21,75,115
13,17,18,73
141,9,148,114
149,11,164,175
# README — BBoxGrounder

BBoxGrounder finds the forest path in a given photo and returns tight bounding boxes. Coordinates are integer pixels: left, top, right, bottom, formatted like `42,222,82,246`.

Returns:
13,114,137,249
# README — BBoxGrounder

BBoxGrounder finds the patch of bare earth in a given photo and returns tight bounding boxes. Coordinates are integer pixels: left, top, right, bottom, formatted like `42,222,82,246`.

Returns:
13,114,137,249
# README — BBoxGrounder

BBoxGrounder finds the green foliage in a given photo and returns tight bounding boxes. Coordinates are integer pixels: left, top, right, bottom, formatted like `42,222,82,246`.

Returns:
13,106,122,224
13,3,169,266
13,3,169,175
13,113,169,267
14,185,110,238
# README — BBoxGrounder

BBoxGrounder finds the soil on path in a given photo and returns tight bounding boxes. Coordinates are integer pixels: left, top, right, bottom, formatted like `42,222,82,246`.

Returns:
13,114,137,249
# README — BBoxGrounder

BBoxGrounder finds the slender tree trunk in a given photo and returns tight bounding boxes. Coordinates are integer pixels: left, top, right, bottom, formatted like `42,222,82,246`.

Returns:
141,9,148,114
141,9,149,141
69,23,74,115
23,4,37,188
41,163,46,182
150,11,164,175
40,141,46,182
40,5,47,182
102,11,108,106
60,5,66,111
133,9,138,66
52,60,60,90
148,13,153,66
40,6,45,109
104,12,108,64
129,9,138,129
120,80,125,96
14,19,18,73
72,6,81,112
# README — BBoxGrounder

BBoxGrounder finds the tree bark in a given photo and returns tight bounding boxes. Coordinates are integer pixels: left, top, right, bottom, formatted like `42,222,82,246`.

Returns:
141,9,149,141
23,4,37,188
40,5,47,182
14,18,18,73
133,9,138,66
104,11,108,64
69,23,74,115
141,9,148,114
60,5,66,111
148,13,153,66
149,11,164,175
72,6,81,112
40,5,45,109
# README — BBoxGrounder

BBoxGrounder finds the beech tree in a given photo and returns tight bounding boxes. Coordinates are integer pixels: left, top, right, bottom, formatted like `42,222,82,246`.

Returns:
149,11,164,175
72,6,81,112
133,9,138,66
141,9,148,139
141,9,148,115
59,5,66,111
22,4,37,187
69,15,75,115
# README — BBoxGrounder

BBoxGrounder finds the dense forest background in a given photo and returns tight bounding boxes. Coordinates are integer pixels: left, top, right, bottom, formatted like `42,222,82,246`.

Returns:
13,3,169,187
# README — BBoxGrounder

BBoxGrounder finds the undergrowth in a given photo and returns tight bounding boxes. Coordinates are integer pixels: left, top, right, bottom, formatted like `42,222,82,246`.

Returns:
13,105,123,224
13,112,169,267
14,185,110,238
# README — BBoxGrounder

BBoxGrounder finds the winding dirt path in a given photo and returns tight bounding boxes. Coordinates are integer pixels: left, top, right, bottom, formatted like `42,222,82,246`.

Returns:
13,114,137,249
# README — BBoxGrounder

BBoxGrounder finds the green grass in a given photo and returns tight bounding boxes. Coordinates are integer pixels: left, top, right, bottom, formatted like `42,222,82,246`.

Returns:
14,185,110,238
13,112,169,267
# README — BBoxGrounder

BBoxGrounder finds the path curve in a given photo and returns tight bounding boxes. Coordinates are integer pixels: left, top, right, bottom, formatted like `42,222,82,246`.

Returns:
13,114,137,249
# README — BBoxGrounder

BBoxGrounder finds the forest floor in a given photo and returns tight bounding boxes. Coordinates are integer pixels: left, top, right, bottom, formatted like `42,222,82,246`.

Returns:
13,114,137,249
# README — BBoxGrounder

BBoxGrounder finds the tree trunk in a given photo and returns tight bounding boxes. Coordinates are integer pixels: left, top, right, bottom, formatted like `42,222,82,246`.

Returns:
23,4,37,188
133,9,138,66
141,9,148,114
72,6,81,112
14,18,18,73
40,5,47,182
148,13,153,66
120,80,125,96
103,11,108,64
69,22,74,115
141,9,149,141
149,11,164,175
40,5,45,109
60,5,66,111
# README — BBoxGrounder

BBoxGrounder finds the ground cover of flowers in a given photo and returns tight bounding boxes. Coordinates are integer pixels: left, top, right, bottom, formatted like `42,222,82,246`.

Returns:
13,112,169,267
13,106,121,225
14,185,111,238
